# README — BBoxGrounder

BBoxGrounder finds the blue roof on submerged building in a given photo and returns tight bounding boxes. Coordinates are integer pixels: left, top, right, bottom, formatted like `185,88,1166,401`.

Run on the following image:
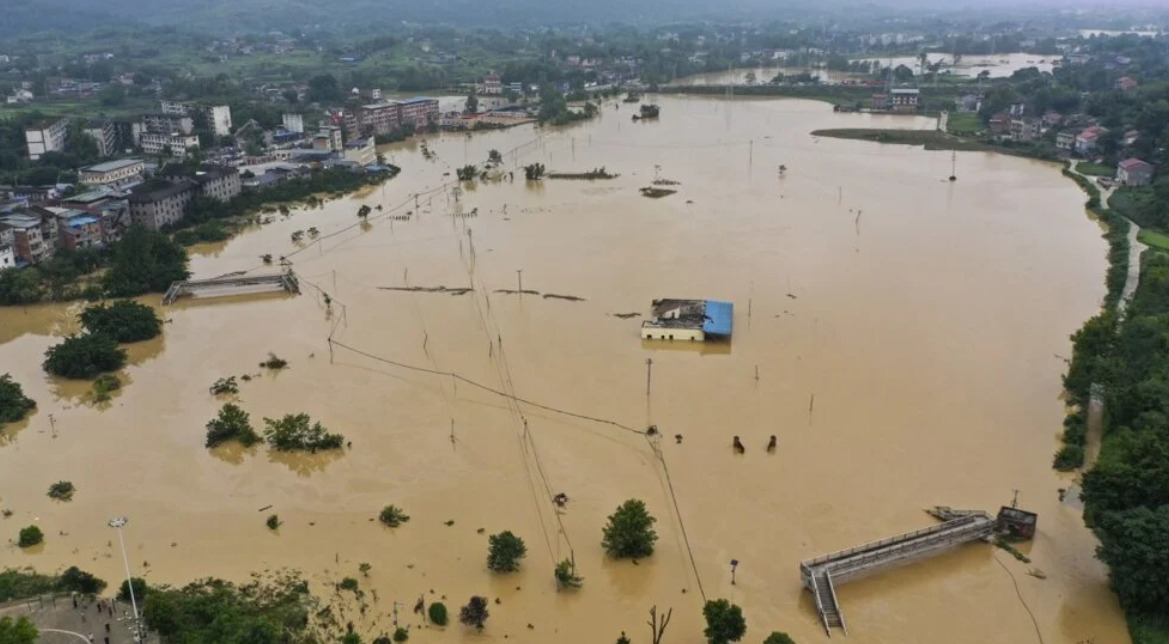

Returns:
702,300,733,337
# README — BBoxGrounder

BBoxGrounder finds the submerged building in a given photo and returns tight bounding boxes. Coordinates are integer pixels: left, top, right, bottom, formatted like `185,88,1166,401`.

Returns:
640,299,733,342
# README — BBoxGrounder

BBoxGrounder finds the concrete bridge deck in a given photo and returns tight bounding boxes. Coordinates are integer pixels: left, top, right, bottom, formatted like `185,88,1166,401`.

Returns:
163,271,300,305
799,509,997,636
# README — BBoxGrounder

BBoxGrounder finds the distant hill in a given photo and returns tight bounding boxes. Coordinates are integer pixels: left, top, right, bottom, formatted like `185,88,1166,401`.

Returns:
0,0,132,38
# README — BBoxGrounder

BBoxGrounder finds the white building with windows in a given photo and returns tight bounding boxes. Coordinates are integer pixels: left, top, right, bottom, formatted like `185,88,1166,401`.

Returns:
25,118,69,160
140,132,199,157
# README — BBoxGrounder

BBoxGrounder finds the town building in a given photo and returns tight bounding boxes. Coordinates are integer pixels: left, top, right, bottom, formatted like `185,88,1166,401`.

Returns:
344,137,376,166
0,244,14,269
24,118,69,160
1075,126,1105,156
1117,158,1154,187
209,105,233,137
871,93,889,111
889,89,920,113
48,208,104,250
345,102,402,137
84,119,118,157
1056,131,1077,151
954,93,981,113
283,113,305,133
318,125,343,152
160,101,233,136
989,113,1013,136
141,113,194,136
140,132,200,157
1116,76,1138,91
0,214,52,264
399,98,440,128
1010,117,1041,143
128,180,197,230
161,164,242,202
80,158,145,187
640,299,733,342
482,72,503,95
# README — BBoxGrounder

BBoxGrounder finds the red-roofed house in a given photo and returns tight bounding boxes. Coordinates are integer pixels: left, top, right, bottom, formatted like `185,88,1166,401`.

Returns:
1116,77,1138,91
1117,158,1154,187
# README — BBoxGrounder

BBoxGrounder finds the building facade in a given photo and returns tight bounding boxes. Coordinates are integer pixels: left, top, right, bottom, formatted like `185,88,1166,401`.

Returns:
344,137,376,165
399,98,440,128
140,132,200,157
1117,158,1154,187
1010,117,1041,143
84,120,118,157
0,215,51,264
141,113,194,135
0,244,14,269
128,181,197,230
209,105,233,137
345,102,402,137
80,158,145,186
890,89,920,113
51,209,104,250
283,113,305,133
482,72,503,95
24,118,69,160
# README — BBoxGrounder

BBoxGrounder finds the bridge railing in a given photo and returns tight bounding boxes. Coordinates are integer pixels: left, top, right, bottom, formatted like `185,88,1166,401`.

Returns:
800,512,992,571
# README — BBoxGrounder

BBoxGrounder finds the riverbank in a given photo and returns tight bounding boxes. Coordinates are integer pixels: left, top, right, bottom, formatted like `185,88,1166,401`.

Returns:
810,128,1059,160
659,84,965,114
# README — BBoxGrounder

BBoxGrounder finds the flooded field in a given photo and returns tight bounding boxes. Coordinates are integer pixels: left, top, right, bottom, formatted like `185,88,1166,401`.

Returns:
0,95,1129,644
849,52,1056,78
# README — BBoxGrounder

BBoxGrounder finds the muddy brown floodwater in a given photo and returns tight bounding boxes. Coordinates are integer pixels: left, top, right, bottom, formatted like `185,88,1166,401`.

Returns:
0,96,1128,644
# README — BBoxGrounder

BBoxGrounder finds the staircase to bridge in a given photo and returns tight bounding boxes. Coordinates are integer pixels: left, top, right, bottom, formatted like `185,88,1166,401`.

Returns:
163,271,300,305
799,509,997,637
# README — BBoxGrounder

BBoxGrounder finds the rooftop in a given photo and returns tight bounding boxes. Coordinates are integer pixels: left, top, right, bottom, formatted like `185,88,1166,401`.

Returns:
128,180,196,204
362,101,402,110
1119,158,1152,170
641,299,734,337
401,97,438,104
84,158,144,174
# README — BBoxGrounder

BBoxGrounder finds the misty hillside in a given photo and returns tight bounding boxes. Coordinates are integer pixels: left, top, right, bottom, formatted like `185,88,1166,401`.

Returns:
7,0,825,37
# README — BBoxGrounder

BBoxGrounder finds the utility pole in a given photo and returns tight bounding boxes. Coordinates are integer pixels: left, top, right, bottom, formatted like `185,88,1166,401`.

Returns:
108,517,144,641
516,269,523,294
645,358,653,397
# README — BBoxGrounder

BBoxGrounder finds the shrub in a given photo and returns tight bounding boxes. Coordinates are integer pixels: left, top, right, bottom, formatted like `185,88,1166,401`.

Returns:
359,562,371,577
602,499,658,558
266,514,281,530
91,373,122,403
43,334,127,379
262,414,343,452
1053,444,1085,471
47,481,75,501
428,602,448,626
379,505,410,528
59,567,107,595
259,353,288,370
0,615,37,643
459,596,489,630
487,531,527,572
703,599,747,644
0,374,36,425
209,377,239,396
393,627,409,642
339,577,359,592
763,633,796,644
118,578,147,602
17,526,43,548
554,558,583,589
79,300,162,343
206,403,261,448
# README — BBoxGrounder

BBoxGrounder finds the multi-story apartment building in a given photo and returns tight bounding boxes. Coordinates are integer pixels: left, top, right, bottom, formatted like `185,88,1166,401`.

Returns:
128,181,198,230
141,113,194,136
84,119,118,157
162,164,242,202
49,208,105,250
0,244,14,269
24,118,69,160
160,101,233,136
0,214,51,264
140,132,200,157
399,98,440,129
80,158,145,187
345,102,402,137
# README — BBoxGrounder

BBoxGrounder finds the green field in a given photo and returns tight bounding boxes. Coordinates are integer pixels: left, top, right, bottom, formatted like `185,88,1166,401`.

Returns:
1078,162,1116,177
1138,228,1169,251
946,111,981,135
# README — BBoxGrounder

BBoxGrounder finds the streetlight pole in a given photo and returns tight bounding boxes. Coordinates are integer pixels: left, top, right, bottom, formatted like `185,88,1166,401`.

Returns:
108,517,143,640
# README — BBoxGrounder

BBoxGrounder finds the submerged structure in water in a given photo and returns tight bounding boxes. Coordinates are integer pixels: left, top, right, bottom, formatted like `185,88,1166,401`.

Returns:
640,299,733,342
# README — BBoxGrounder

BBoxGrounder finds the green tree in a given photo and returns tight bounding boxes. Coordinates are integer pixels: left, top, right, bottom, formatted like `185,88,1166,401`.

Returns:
703,599,747,644
554,558,583,589
427,602,448,626
601,499,658,558
262,413,344,452
486,531,527,572
0,616,37,644
0,268,43,305
103,226,190,297
459,596,489,630
378,505,410,527
47,481,75,501
0,374,36,424
80,300,163,343
59,567,107,595
465,93,478,114
17,525,43,548
118,578,147,603
144,576,311,642
393,627,409,642
308,74,341,103
42,334,127,379
763,633,796,644
206,403,261,448
1095,505,1169,614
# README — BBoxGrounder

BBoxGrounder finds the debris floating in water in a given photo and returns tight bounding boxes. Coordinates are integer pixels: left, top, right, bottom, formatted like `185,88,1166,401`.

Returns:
543,293,586,302
611,312,641,319
380,286,473,296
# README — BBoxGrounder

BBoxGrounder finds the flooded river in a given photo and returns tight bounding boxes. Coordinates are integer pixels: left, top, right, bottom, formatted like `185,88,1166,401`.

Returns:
0,96,1128,644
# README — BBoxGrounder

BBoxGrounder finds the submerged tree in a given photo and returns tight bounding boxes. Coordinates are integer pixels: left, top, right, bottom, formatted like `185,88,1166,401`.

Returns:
486,531,527,572
523,163,546,180
702,599,746,644
206,403,261,448
80,300,162,343
357,205,372,219
47,481,76,501
43,334,127,379
602,499,658,559
459,596,489,630
378,505,410,528
554,558,583,589
262,414,344,452
0,374,36,425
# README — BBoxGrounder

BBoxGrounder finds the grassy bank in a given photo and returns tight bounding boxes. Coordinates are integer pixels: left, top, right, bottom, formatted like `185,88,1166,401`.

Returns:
809,128,1060,161
1137,229,1169,251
